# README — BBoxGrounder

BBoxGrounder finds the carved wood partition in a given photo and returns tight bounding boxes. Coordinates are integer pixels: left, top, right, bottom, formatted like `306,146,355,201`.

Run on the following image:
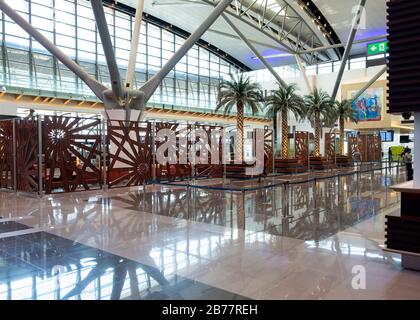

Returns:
0,120,14,190
194,124,223,178
365,135,382,162
295,131,309,165
263,128,273,172
43,116,102,193
107,120,152,188
324,133,336,161
155,122,191,182
348,136,359,159
16,118,39,193
348,134,382,162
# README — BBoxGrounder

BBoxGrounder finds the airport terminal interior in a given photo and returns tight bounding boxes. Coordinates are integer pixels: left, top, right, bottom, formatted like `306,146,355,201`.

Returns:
1,0,420,300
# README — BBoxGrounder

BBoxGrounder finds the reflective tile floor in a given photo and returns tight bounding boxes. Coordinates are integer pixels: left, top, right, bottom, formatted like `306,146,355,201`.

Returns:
1,167,420,300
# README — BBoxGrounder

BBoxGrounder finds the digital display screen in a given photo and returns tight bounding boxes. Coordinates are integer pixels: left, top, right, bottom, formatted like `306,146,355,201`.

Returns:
380,130,394,142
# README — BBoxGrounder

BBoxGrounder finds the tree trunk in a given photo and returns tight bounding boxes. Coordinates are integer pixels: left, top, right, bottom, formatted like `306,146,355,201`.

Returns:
339,116,345,156
273,111,278,157
281,108,289,159
236,100,244,162
315,112,321,157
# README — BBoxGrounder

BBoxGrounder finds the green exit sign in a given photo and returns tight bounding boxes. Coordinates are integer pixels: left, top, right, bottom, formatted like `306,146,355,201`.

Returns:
367,41,388,55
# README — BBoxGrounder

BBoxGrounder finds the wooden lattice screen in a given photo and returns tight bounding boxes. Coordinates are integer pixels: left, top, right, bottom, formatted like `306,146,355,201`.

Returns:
155,122,191,182
324,133,336,161
295,131,309,164
0,120,14,190
43,116,102,193
194,124,223,178
107,120,152,188
16,118,39,193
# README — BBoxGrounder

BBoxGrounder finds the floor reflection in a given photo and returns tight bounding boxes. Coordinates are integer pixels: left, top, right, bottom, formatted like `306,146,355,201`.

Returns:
102,170,404,242
0,231,247,300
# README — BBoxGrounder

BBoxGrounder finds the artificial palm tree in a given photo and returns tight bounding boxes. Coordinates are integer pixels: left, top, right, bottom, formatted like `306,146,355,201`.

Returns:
265,83,306,159
216,73,262,162
304,87,334,157
333,99,358,156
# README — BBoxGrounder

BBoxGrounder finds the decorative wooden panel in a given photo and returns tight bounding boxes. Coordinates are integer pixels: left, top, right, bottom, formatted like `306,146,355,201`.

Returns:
324,133,336,161
16,118,39,193
155,122,191,181
366,135,382,162
263,128,273,172
295,131,309,164
44,116,102,193
348,135,381,162
348,136,359,158
107,120,152,188
387,0,420,113
194,124,223,178
0,120,14,189
357,136,367,161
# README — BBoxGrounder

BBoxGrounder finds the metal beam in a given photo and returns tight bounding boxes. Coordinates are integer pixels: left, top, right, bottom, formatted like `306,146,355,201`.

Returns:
331,0,367,100
295,54,312,93
299,34,388,54
126,0,144,89
0,0,107,101
351,66,387,104
91,0,123,103
222,14,288,88
140,0,233,102
207,28,285,51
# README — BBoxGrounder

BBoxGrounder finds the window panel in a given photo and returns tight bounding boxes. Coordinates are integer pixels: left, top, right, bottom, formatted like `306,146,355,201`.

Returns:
0,0,241,111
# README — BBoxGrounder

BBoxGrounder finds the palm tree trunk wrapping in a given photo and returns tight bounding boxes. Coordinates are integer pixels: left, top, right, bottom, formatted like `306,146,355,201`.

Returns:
315,112,321,157
281,108,289,159
236,100,244,162
339,116,345,156
273,112,278,157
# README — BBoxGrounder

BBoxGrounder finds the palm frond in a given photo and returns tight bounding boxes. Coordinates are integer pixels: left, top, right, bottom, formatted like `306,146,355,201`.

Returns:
216,73,263,116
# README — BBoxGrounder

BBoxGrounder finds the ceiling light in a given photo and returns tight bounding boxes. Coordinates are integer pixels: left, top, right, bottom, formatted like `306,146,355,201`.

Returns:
251,53,292,60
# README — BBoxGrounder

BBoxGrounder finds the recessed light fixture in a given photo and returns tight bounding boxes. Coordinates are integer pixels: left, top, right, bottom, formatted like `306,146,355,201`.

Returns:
251,53,292,60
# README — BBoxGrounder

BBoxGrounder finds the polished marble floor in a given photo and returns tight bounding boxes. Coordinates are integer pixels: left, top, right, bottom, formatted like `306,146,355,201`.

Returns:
1,167,420,300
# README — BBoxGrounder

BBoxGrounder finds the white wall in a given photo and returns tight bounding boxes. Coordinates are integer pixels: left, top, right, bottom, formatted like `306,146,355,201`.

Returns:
0,103,18,116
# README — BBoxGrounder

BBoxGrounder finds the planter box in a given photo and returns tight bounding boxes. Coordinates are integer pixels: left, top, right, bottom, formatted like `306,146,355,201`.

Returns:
310,156,334,170
275,158,308,173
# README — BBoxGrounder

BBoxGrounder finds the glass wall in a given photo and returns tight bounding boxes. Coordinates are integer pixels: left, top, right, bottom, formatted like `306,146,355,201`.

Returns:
0,0,242,111
246,54,386,83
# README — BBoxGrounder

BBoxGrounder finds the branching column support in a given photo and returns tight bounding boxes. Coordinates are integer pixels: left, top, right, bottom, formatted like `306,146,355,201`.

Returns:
222,13,288,89
140,0,234,102
331,0,367,101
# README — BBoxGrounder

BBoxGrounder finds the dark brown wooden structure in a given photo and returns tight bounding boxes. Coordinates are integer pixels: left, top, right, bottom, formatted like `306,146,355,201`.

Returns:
43,116,102,193
0,120,13,189
107,120,152,188
387,0,420,114
16,118,39,193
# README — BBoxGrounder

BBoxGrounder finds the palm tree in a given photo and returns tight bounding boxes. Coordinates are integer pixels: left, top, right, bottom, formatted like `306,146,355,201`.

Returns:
304,87,334,157
333,99,358,156
216,73,262,162
265,83,306,159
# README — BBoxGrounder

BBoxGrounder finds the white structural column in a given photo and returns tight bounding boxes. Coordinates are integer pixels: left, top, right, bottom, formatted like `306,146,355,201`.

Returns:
415,113,420,187
222,14,288,88
295,54,312,93
126,0,144,89
0,0,107,101
141,0,233,102
351,66,387,104
331,0,367,100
